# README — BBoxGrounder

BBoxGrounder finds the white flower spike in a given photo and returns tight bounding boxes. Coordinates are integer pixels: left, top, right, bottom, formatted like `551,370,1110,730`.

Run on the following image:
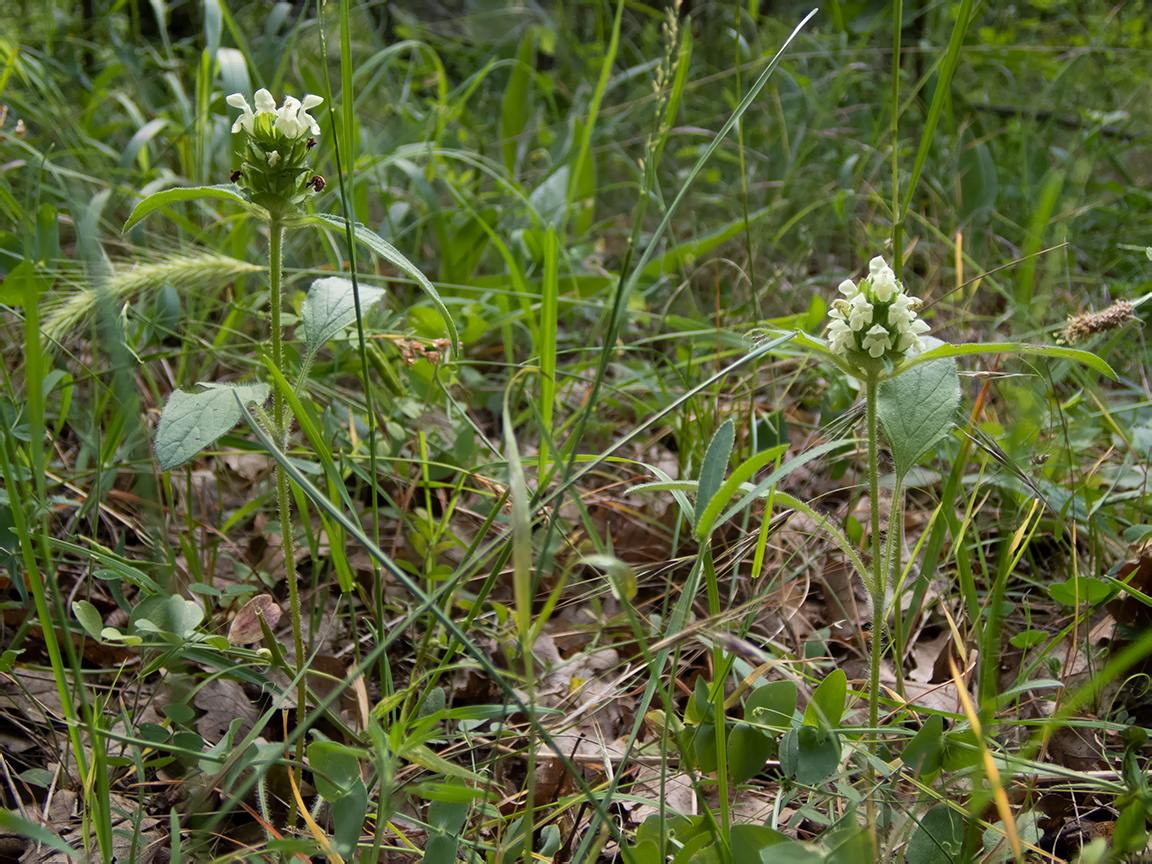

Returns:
825,255,930,367
224,89,324,204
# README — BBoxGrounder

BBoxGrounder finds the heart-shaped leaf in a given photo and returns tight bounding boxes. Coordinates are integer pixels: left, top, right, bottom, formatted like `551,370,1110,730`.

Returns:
155,382,270,471
878,340,960,478
300,277,385,355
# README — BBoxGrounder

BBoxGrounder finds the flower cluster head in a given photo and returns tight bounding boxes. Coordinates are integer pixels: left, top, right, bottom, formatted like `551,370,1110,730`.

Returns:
826,256,930,370
225,89,324,207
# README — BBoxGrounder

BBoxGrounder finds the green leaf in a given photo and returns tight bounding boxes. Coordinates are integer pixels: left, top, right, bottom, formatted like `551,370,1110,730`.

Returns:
1048,576,1116,607
728,722,773,784
695,420,734,530
329,779,368,857
693,722,718,774
1009,629,1048,649
896,341,1116,381
123,184,263,231
0,809,82,860
308,741,366,801
906,804,965,864
71,599,104,640
300,277,385,355
746,681,797,731
154,382,270,471
166,595,204,640
804,668,847,728
1112,802,1148,854
694,444,788,541
779,725,839,785
877,344,960,477
729,824,789,861
941,728,981,771
301,213,459,356
580,554,637,602
901,714,944,777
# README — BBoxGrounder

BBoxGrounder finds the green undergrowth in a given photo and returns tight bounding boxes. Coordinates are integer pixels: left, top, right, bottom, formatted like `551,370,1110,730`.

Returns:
1,1,1151,861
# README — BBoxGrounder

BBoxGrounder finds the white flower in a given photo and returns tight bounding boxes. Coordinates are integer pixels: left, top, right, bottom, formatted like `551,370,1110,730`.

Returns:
847,293,873,331
838,278,857,297
273,94,324,139
870,262,898,302
267,150,281,167
226,93,255,134
298,94,323,136
227,89,320,140
888,293,915,328
275,96,304,138
227,89,277,134
253,88,276,114
895,318,930,352
828,318,854,355
862,323,892,358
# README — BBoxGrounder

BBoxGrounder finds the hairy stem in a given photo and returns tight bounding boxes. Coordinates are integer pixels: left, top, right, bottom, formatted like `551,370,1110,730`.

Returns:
269,219,307,793
865,375,885,851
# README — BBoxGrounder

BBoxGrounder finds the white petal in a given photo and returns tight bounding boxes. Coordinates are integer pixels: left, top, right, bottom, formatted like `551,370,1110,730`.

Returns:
869,256,888,276
254,89,277,114
226,94,254,134
297,95,324,136
871,267,897,302
837,279,857,296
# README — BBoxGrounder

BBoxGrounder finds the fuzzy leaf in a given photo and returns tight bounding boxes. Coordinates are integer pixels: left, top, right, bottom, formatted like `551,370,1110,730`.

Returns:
896,341,1116,380
155,382,270,471
124,184,263,231
878,346,961,477
301,213,459,356
301,276,385,354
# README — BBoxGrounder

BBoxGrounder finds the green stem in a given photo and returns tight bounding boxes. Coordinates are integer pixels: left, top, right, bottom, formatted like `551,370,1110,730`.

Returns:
865,375,884,851
269,219,307,789
865,376,884,738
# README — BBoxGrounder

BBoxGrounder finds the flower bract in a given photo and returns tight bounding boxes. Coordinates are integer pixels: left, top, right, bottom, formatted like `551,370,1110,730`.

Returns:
225,89,324,206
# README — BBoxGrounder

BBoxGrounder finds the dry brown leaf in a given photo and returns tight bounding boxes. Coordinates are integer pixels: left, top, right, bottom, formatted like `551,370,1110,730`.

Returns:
227,594,282,644
194,678,259,745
